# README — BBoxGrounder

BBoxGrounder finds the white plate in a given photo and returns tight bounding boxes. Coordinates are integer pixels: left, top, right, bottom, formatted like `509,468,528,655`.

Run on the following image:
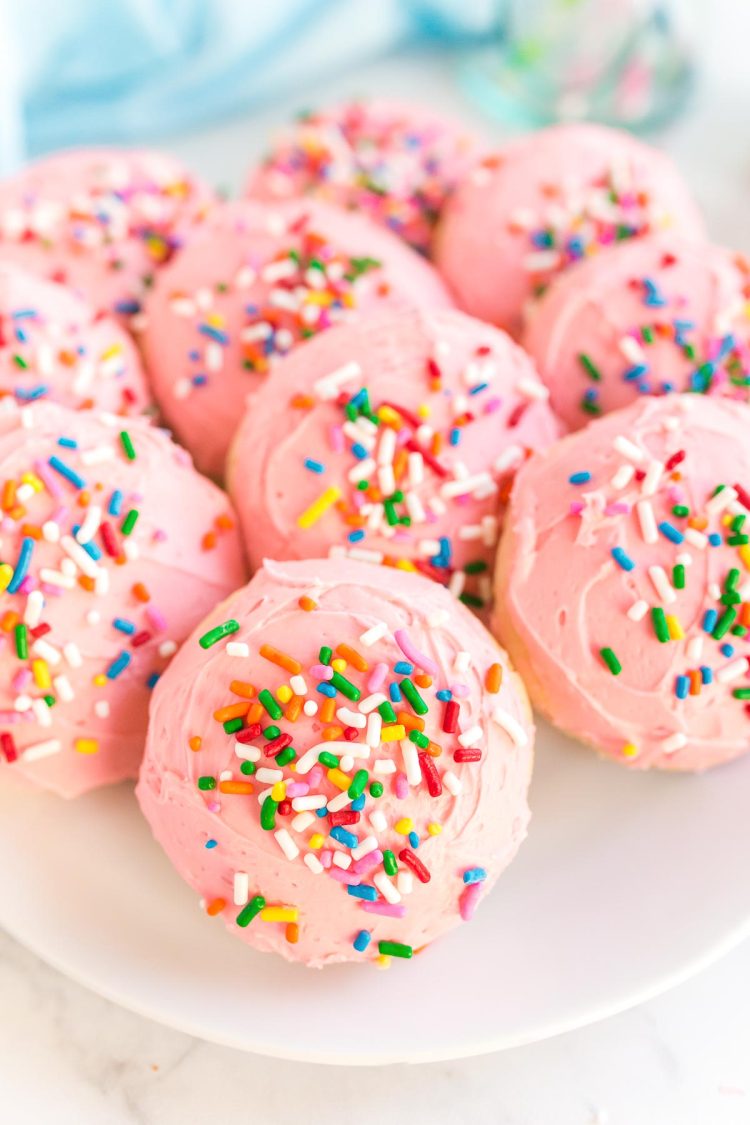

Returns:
2,719,750,1065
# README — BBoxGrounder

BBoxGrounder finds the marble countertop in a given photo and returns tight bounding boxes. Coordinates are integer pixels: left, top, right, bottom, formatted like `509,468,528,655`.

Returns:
4,8,750,1123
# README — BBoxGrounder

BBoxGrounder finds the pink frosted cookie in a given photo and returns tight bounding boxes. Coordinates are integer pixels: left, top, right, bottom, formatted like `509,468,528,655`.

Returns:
246,98,482,253
0,264,151,415
494,394,750,771
227,308,560,613
142,198,454,479
0,148,215,325
137,557,533,967
523,235,750,430
435,123,705,338
0,402,246,798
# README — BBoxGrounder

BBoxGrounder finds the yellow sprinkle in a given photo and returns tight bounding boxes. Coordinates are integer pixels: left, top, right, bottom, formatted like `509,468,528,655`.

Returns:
297,486,341,529
206,311,226,328
416,403,430,419
376,406,402,428
93,674,107,687
394,558,418,572
395,817,414,835
308,834,325,850
0,564,12,591
32,659,51,690
74,739,99,755
331,657,347,673
327,768,352,791
260,906,299,923
622,743,639,759
381,723,406,742
427,822,442,836
665,614,684,641
21,472,43,493
739,544,750,571
100,343,123,360
271,781,286,802
276,684,293,704
375,955,391,970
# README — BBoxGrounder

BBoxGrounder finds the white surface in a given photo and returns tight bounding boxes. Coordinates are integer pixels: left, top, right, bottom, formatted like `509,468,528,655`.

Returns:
4,6,750,1117
4,720,750,1064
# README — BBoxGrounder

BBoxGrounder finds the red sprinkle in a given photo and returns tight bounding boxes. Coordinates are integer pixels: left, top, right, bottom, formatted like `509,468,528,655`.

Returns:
29,623,51,639
454,748,482,763
418,751,443,796
277,799,292,816
343,726,359,741
328,810,360,827
1,732,18,762
264,733,293,757
442,699,459,733
235,723,262,744
399,848,431,884
100,521,120,558
131,630,151,648
665,449,686,471
734,482,750,511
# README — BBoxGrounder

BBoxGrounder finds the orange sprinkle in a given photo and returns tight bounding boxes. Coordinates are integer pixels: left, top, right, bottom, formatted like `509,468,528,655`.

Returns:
1,611,19,632
19,524,44,540
291,394,316,410
323,725,345,741
688,515,708,531
229,680,256,699
132,582,150,603
246,702,264,725
77,490,91,507
413,673,432,689
285,922,299,944
689,670,702,696
206,898,226,917
215,513,235,531
426,740,443,758
298,595,317,612
320,697,336,724
285,695,303,723
218,780,255,795
485,663,503,693
188,736,202,752
78,575,96,592
1,480,16,511
213,702,250,723
259,644,302,675
335,644,368,672
397,711,425,733
741,603,750,629
202,531,218,551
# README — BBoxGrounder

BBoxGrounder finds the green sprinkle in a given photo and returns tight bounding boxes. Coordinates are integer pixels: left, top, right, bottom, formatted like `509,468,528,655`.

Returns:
318,750,340,769
400,678,428,715
236,895,266,927
276,746,296,768
726,568,741,591
732,688,750,700
641,325,655,344
672,505,690,518
459,593,484,609
199,619,240,649
600,647,622,675
13,354,28,369
263,724,281,740
463,560,488,575
369,781,384,798
319,646,332,665
347,769,369,799
378,701,397,724
651,607,670,643
240,760,256,776
14,623,28,660
330,671,361,701
260,796,278,831
581,397,602,417
197,776,216,791
119,431,136,461
408,728,429,749
673,564,685,590
713,608,737,640
383,850,398,876
43,694,55,708
121,508,139,536
731,624,747,637
383,499,398,526
258,689,282,719
223,718,243,735
378,941,413,959
578,353,602,382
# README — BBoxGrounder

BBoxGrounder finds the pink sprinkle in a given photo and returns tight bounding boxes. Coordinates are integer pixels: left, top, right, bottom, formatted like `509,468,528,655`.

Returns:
352,849,383,875
327,867,361,885
18,576,34,595
0,711,22,724
285,782,309,798
394,772,408,799
483,396,502,414
394,627,438,676
329,425,345,453
460,882,483,921
311,663,333,680
570,501,585,515
450,682,471,699
320,849,333,869
34,460,61,498
206,800,220,814
604,502,630,516
145,605,167,632
308,765,324,788
361,901,406,919
367,662,388,692
12,668,31,692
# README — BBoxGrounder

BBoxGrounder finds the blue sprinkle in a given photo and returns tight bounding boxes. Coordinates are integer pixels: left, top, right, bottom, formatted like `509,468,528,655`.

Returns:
57,437,78,449
720,643,735,658
642,277,667,307
347,884,377,901
436,689,452,702
146,672,160,689
106,651,131,680
188,349,200,362
304,458,325,473
113,618,136,635
108,489,123,517
658,521,684,545
394,661,413,675
624,364,648,382
611,546,635,571
703,609,718,634
389,682,402,703
463,867,487,885
449,428,460,446
675,675,689,700
468,382,489,396
701,665,713,685
48,455,86,490
198,324,229,345
317,683,337,698
330,826,358,848
205,839,218,849
72,527,102,561
408,831,419,849
7,536,34,593
192,373,207,386
569,471,592,485
353,929,372,951
351,795,366,812
12,308,36,320
14,385,49,401
114,299,141,315
348,529,366,543
531,229,554,248
315,807,328,818
708,532,722,547
351,442,368,461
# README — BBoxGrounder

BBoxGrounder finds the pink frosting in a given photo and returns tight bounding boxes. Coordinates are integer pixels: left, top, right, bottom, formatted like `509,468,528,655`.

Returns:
0,148,215,325
0,401,246,797
0,263,151,415
137,557,534,967
247,97,483,253
435,123,705,339
227,308,561,614
494,394,750,771
523,235,750,429
142,198,455,479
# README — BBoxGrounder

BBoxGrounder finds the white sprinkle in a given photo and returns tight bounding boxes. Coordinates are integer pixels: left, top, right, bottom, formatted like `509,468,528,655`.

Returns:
637,500,658,544
377,426,397,466
21,739,62,762
614,435,645,463
516,375,549,401
374,871,401,904
23,590,45,627
428,609,450,628
233,872,249,906
441,471,493,499
13,695,31,712
611,463,635,491
493,444,524,476
648,566,676,605
332,851,352,870
351,835,378,861
397,871,414,896
448,571,466,598
41,520,61,544
339,754,355,772
641,460,664,497
327,790,353,812
38,568,74,589
234,740,260,762
79,445,116,466
493,708,529,748
52,675,74,703
159,640,177,659
304,853,324,875
226,641,250,658
60,534,101,579
370,810,388,833
256,767,283,784
661,732,687,755
337,707,365,728
627,599,650,622
291,811,315,833
303,700,318,717
373,758,397,775
684,528,708,549
706,486,738,516
294,745,323,774
290,674,307,696
716,657,749,684
274,829,299,861
686,635,704,662
75,504,102,545
457,724,483,749
523,249,562,272
454,650,471,675
366,711,383,748
313,360,362,401
408,451,424,487
94,701,110,719
443,770,463,795
401,740,422,787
